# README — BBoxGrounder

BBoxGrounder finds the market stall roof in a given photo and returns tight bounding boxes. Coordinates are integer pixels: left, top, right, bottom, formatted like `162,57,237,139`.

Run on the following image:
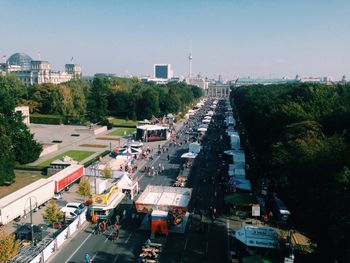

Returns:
136,185,192,209
136,124,168,131
232,152,246,163
197,127,207,132
224,149,242,156
204,116,212,120
119,146,142,155
116,173,135,190
181,152,197,159
127,141,144,148
202,119,211,123
92,192,126,211
234,226,279,249
228,168,246,179
229,178,252,191
189,142,201,154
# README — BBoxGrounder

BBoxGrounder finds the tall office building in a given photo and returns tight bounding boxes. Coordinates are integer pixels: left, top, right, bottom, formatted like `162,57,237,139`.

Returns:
154,64,173,79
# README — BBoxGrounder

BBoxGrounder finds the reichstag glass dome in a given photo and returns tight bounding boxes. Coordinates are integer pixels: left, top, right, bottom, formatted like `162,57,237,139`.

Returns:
7,53,32,70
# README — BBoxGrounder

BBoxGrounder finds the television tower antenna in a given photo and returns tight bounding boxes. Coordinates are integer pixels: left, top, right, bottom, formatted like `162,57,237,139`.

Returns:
188,40,193,78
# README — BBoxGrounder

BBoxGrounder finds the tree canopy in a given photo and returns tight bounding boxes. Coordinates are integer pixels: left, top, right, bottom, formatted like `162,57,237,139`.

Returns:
18,76,203,124
232,82,350,261
0,75,42,185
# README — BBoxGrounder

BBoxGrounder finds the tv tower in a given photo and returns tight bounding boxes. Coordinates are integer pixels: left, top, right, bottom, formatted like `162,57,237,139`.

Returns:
188,40,193,78
188,51,192,78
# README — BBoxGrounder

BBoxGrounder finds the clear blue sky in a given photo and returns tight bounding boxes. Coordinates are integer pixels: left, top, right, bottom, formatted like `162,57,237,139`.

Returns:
1,0,350,79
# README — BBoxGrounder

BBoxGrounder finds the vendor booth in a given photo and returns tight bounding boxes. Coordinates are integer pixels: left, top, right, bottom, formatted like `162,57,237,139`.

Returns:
135,185,192,235
136,125,169,142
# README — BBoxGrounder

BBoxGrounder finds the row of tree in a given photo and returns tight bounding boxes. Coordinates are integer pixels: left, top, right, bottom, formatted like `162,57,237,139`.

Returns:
0,75,42,185
18,76,203,123
232,83,350,261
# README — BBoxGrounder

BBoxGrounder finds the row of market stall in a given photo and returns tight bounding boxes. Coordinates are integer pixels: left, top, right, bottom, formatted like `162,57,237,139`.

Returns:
222,99,295,262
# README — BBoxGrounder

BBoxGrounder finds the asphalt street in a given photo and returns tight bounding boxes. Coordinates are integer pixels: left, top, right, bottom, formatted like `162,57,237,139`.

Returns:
50,99,230,263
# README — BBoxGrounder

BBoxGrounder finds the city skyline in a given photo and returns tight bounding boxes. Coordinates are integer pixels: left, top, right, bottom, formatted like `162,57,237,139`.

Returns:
1,0,350,79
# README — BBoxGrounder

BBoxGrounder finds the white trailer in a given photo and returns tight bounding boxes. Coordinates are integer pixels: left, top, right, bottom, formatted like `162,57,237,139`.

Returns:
0,179,54,225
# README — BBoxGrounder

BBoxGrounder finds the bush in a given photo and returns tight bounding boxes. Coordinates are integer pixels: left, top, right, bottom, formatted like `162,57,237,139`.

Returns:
30,114,64,125
100,118,113,130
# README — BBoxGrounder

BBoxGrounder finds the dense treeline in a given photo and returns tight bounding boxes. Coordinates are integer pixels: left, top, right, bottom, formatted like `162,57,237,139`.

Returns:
20,76,203,123
0,74,202,184
0,75,42,184
232,83,350,261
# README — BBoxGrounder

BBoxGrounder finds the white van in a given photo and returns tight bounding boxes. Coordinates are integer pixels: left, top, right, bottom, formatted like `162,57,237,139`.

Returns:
65,202,85,213
60,207,80,220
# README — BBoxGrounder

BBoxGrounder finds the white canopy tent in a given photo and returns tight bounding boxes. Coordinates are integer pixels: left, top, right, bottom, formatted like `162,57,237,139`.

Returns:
202,119,211,124
230,134,240,150
189,142,201,154
229,178,252,191
228,168,246,179
181,152,197,159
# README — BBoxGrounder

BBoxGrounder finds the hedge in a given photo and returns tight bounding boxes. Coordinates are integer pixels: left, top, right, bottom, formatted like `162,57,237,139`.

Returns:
83,150,111,167
30,114,65,125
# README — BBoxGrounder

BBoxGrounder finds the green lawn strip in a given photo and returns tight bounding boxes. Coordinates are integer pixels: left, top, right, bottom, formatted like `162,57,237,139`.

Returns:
107,128,135,136
37,150,95,167
108,117,137,127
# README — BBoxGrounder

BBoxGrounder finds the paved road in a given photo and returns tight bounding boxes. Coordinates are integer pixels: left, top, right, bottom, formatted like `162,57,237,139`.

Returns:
50,99,231,263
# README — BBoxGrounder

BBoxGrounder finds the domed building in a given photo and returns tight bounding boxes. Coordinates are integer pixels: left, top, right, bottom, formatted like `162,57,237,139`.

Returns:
0,52,81,85
7,53,33,71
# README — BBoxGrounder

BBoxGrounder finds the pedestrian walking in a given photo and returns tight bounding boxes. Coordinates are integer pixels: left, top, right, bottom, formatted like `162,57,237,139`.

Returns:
115,214,120,224
123,209,127,219
167,154,170,161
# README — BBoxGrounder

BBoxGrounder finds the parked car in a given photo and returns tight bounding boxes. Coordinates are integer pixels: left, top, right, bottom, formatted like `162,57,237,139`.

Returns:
60,207,80,220
65,202,85,213
53,193,62,200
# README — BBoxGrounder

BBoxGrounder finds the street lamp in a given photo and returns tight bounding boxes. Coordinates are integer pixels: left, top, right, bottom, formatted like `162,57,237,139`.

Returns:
24,196,37,244
91,160,99,194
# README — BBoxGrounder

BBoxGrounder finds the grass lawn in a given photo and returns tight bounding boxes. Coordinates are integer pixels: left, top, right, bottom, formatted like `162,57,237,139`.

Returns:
107,128,135,136
0,172,45,198
37,150,95,167
108,117,137,127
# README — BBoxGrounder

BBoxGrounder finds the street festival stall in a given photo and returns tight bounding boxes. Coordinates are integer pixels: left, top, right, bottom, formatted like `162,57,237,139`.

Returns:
135,185,192,235
136,124,170,142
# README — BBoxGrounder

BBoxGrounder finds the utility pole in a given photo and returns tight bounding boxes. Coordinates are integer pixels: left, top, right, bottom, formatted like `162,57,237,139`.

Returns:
29,197,34,244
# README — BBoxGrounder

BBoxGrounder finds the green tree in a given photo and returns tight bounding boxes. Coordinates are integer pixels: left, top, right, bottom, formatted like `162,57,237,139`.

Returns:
43,201,63,227
87,77,109,122
78,177,91,199
0,230,20,262
0,123,15,185
7,112,42,164
101,166,112,179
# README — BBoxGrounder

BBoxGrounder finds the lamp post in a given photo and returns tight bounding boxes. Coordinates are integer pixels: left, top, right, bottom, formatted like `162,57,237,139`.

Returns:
91,160,99,194
24,196,37,244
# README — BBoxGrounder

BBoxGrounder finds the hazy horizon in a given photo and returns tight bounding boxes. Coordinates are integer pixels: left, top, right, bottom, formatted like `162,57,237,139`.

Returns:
1,0,350,80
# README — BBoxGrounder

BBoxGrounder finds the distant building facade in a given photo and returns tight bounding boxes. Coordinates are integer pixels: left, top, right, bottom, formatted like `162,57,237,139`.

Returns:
0,53,81,85
154,64,173,79
207,82,230,98
186,77,208,90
